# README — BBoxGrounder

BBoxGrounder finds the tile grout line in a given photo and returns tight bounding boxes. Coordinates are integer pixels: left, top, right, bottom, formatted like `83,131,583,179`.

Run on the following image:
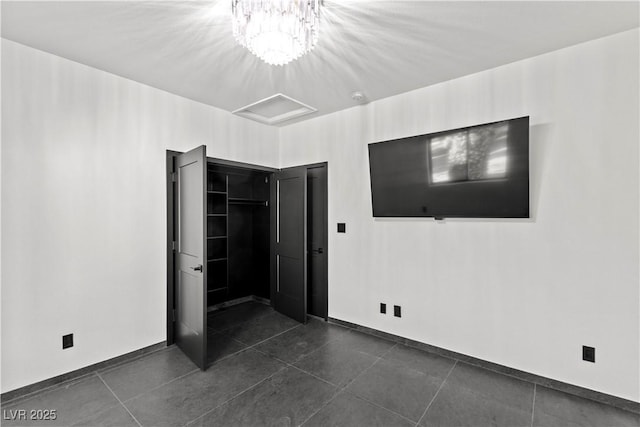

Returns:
530,383,537,427
299,342,400,427
1,373,97,408
416,360,458,426
226,324,361,426
5,345,184,409
342,390,419,426
321,342,400,420
2,315,356,412
333,345,425,427
252,347,339,389
275,326,354,372
250,325,408,425
248,325,357,389
183,361,289,427
109,315,393,427
96,372,143,427
119,367,200,405
117,322,302,407
250,324,411,425
182,322,317,427
96,346,175,377
201,338,249,366
207,308,282,335
298,391,340,426
339,342,397,392
2,346,172,407
234,323,303,348
149,321,304,426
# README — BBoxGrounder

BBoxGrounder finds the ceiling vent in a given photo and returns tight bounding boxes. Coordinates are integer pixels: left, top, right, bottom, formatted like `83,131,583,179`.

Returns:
232,93,317,125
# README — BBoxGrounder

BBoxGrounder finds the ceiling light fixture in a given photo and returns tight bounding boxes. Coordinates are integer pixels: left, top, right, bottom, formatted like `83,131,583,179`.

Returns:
231,0,320,66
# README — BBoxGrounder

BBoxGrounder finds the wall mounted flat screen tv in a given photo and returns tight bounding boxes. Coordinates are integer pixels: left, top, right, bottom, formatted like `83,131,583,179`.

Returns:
368,116,529,218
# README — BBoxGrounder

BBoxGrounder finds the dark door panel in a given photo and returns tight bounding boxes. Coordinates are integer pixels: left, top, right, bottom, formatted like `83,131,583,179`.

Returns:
271,167,307,323
175,145,207,370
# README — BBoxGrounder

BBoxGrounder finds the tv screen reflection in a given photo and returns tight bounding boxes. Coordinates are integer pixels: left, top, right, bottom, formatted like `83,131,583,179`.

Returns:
429,122,509,184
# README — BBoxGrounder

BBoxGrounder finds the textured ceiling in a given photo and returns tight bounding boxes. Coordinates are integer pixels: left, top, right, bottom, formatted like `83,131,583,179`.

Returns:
2,1,638,125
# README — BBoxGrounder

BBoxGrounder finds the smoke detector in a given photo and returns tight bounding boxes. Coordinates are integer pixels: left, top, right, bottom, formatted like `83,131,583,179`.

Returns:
351,91,368,104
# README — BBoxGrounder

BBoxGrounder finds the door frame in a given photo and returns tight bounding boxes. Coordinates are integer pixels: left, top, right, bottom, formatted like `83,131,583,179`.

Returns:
166,150,179,345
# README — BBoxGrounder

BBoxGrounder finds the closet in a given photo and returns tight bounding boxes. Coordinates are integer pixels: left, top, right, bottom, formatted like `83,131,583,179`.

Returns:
167,146,327,370
206,163,271,306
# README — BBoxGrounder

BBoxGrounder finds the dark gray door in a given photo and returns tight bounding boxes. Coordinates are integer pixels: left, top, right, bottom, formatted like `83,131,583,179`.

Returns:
307,165,328,319
271,166,308,323
175,145,207,369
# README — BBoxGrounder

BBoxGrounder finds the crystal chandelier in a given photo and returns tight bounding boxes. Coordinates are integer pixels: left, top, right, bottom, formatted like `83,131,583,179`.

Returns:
231,0,321,66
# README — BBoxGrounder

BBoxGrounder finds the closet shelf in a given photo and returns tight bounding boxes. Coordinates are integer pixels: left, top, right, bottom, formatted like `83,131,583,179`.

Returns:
207,214,227,217
207,236,227,239
207,190,227,194
228,197,268,206
208,287,228,293
207,257,228,262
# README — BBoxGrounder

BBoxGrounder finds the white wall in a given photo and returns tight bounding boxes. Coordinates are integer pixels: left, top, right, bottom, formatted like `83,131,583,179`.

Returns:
0,39,279,393
280,29,639,402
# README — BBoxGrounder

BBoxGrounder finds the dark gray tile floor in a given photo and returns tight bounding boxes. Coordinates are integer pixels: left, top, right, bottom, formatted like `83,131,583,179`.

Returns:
2,302,638,427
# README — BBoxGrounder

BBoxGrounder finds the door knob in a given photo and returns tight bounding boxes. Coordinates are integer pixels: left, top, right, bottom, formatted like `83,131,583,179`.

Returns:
190,265,203,272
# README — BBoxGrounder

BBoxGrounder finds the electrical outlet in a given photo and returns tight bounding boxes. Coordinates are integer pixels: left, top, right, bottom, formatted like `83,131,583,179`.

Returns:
582,346,595,363
394,305,401,318
62,334,74,349
337,223,346,233
380,303,386,314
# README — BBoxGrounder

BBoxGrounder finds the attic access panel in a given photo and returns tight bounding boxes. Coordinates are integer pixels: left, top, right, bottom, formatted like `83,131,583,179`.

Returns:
232,93,317,125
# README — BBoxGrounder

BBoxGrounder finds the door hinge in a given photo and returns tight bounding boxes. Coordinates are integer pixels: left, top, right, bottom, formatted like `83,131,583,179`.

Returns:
172,309,176,322
172,241,176,251
171,172,177,182
265,176,269,183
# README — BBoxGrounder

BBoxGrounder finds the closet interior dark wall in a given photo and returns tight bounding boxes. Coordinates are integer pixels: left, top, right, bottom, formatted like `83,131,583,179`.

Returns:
207,163,271,307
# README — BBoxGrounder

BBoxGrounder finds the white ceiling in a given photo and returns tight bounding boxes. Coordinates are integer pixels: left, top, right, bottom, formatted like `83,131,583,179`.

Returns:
2,1,638,125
